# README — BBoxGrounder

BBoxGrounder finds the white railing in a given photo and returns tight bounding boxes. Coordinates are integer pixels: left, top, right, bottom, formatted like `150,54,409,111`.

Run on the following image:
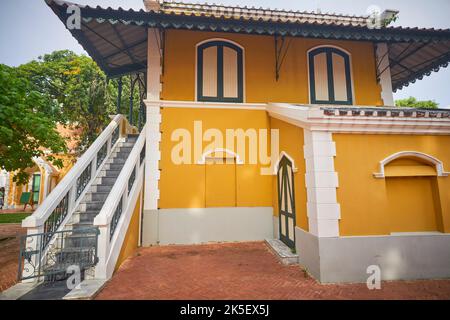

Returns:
94,125,146,279
22,114,130,234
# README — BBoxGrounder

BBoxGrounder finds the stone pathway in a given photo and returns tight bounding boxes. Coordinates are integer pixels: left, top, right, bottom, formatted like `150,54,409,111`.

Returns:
96,242,450,300
0,224,26,292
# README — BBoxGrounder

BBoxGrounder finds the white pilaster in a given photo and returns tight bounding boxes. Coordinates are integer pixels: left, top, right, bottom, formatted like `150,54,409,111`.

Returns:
303,130,340,237
376,43,394,106
144,28,162,211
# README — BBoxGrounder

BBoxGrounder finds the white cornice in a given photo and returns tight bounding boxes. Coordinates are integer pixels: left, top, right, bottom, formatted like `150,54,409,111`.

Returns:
145,100,450,135
146,100,267,110
267,103,450,135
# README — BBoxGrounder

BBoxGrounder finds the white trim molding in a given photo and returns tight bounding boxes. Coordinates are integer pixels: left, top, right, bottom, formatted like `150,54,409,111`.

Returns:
273,151,299,175
155,100,266,110
373,151,450,178
197,148,244,165
375,43,395,106
144,27,163,212
303,129,340,238
267,103,450,135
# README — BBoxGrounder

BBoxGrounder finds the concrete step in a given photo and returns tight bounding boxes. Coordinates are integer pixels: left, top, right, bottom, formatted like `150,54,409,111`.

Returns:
90,192,110,202
94,185,113,193
110,158,126,164
106,163,125,171
65,233,98,248
116,146,133,153
85,201,105,211
78,211,99,223
121,142,136,147
104,170,121,178
265,239,299,265
72,222,96,231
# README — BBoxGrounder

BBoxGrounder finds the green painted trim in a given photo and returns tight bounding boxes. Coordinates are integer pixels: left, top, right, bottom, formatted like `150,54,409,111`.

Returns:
277,156,296,249
197,40,244,103
309,47,353,105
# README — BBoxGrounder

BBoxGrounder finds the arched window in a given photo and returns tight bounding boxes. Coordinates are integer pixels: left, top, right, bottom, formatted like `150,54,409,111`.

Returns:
197,40,244,103
308,47,353,105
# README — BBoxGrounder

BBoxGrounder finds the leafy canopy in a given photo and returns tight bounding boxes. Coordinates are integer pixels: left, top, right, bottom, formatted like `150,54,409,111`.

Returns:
395,96,439,109
0,64,66,184
1,50,143,185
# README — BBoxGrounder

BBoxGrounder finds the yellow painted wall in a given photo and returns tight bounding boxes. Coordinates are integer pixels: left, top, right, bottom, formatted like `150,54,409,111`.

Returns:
115,192,142,271
162,30,382,106
334,134,450,235
270,118,308,231
159,107,272,208
386,176,441,232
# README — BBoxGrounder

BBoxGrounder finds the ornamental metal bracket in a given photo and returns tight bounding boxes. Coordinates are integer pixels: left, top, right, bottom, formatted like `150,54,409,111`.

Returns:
274,35,292,81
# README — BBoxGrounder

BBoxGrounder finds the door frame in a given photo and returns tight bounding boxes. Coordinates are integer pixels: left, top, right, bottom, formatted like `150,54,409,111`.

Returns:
277,155,296,248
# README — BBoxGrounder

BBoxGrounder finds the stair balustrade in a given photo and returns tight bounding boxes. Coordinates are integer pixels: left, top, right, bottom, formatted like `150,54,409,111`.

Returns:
94,125,146,279
20,115,133,282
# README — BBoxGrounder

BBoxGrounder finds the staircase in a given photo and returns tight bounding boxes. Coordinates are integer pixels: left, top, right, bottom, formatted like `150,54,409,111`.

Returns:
16,115,146,301
42,134,139,282
69,135,138,234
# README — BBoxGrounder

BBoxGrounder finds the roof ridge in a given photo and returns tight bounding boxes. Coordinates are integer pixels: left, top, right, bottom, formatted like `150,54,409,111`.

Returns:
160,1,370,20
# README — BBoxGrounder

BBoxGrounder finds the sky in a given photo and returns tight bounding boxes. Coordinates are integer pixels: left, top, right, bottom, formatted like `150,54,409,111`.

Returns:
0,0,449,107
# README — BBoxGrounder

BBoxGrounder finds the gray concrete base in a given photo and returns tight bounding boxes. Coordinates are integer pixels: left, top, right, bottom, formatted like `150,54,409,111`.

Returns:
63,279,108,300
0,282,39,300
295,227,450,283
142,207,273,245
265,239,299,265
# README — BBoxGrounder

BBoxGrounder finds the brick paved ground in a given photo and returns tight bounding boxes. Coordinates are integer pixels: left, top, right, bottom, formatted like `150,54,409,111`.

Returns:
0,224,26,292
96,242,450,300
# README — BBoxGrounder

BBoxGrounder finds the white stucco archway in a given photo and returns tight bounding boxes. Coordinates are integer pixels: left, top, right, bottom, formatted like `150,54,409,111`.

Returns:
373,151,450,178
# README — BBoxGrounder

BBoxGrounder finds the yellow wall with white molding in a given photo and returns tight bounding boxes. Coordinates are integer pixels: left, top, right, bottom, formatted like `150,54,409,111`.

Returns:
161,30,383,106
159,107,272,208
270,118,308,231
334,134,450,236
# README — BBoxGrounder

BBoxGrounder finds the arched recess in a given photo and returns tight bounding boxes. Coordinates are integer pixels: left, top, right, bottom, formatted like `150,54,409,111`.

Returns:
198,148,241,207
374,151,448,233
373,151,450,178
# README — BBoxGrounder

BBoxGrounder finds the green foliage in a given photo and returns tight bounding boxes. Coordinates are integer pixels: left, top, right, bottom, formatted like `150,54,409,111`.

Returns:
1,50,143,184
395,96,439,109
0,64,66,184
18,51,112,153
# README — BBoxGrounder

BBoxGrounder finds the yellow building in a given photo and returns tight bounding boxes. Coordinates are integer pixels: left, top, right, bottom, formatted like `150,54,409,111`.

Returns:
31,0,450,284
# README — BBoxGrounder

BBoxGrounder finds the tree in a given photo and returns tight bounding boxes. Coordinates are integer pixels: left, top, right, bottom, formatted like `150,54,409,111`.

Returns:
0,64,66,184
19,50,143,154
395,96,439,109
18,51,114,154
1,50,143,184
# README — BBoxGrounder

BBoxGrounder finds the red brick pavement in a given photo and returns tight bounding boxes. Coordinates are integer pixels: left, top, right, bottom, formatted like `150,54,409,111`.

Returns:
96,242,450,300
0,224,26,292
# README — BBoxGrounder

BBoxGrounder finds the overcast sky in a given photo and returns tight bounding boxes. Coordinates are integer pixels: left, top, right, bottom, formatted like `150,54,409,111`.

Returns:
0,0,449,107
